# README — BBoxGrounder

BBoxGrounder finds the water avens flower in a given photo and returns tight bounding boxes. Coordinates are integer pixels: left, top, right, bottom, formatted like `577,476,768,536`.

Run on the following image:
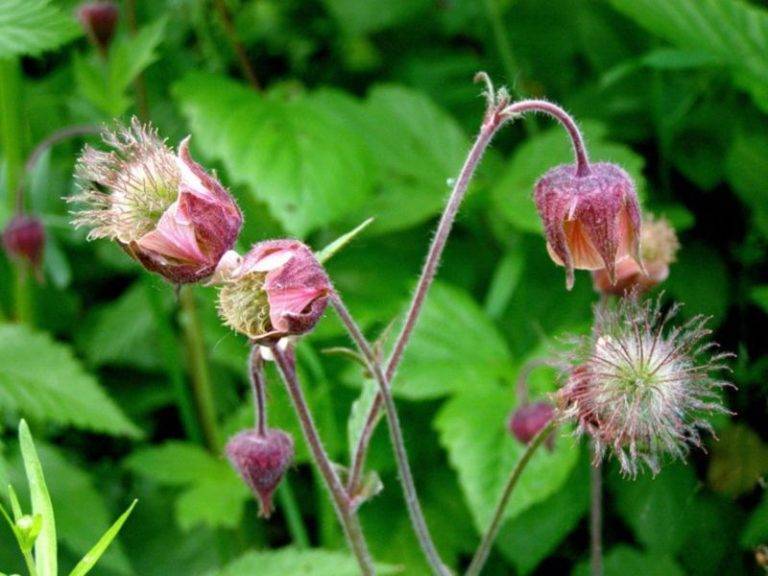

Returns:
216,239,330,343
2,215,45,273
557,296,732,476
76,1,119,54
71,119,243,284
508,402,555,446
534,162,643,290
226,428,294,518
593,214,679,296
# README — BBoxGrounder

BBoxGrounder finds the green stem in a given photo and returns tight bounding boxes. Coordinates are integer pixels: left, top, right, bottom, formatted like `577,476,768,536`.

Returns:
277,479,310,548
465,420,557,576
178,285,219,451
22,549,38,576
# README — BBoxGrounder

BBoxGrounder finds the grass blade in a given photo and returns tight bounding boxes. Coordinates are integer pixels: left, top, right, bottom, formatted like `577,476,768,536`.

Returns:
68,499,138,576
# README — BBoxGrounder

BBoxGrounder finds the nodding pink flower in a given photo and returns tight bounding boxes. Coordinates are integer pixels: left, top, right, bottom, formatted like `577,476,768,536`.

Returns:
71,119,243,284
534,162,643,290
593,214,679,296
508,402,555,448
557,296,733,477
2,215,46,274
226,428,294,518
216,240,330,343
76,1,119,54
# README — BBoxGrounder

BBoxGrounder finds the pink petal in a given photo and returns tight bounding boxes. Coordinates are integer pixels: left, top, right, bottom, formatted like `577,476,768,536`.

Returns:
136,201,206,264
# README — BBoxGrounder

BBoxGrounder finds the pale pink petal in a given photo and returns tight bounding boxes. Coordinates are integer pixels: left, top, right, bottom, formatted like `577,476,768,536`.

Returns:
268,286,326,331
137,201,206,263
252,249,295,273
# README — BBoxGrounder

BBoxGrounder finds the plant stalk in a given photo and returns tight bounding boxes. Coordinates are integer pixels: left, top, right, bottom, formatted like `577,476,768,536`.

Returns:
248,346,268,436
465,420,557,576
212,0,260,90
590,451,603,576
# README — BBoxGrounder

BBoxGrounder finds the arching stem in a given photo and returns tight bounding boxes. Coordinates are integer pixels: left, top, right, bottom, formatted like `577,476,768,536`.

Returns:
248,345,268,436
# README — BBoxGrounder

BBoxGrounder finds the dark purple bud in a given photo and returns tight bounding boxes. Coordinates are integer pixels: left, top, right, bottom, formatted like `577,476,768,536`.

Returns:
77,2,119,54
3,215,45,270
226,428,294,518
508,402,555,445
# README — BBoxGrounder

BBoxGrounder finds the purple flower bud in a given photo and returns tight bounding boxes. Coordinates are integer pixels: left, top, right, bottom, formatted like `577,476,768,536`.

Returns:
534,162,643,290
76,2,119,54
508,402,555,445
71,119,243,284
216,240,331,343
2,215,45,270
226,428,294,518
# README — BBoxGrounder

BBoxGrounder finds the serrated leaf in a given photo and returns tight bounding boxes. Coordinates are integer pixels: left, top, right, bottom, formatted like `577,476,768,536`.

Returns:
174,74,374,237
0,0,80,58
491,121,646,234
0,325,141,437
69,500,137,576
608,0,768,113
124,443,226,486
215,547,400,576
175,477,249,531
18,421,56,576
435,387,579,532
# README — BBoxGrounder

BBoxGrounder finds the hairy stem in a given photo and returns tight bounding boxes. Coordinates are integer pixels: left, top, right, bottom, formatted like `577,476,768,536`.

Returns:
590,453,603,576
248,346,268,436
347,398,381,494
213,0,260,90
270,344,375,575
331,293,451,576
465,420,557,576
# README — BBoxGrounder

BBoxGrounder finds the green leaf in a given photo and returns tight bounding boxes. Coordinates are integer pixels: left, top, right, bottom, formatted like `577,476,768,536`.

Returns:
321,0,431,34
215,547,400,576
0,325,141,437
667,243,730,326
392,282,515,399
0,0,80,58
124,442,224,486
726,132,768,236
607,0,768,112
572,545,685,576
435,387,579,531
69,500,137,576
707,424,768,497
316,217,375,264
18,421,56,576
742,491,768,548
174,74,375,237
751,286,768,315
491,121,646,234
483,246,525,321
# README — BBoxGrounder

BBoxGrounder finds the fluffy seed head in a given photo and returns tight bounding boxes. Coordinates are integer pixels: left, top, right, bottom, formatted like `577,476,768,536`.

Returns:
71,118,243,284
3,215,45,270
557,295,733,477
593,214,679,296
226,428,294,518
216,240,330,343
508,402,555,446
534,162,643,290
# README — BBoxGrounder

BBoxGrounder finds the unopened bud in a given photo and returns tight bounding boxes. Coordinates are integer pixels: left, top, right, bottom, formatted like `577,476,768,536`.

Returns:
508,402,555,446
77,2,119,54
3,215,45,272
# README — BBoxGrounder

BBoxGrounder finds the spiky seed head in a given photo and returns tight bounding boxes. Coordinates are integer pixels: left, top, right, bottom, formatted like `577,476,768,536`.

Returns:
557,295,733,477
593,214,679,296
216,240,330,343
534,162,643,290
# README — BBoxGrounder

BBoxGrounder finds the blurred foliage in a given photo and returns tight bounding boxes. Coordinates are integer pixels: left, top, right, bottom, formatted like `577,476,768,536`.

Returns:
1,0,768,574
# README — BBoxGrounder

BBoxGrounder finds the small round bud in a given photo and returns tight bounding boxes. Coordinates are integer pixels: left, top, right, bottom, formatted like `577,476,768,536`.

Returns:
534,162,643,290
217,240,330,343
226,428,294,518
3,215,45,270
77,2,119,54
593,214,679,296
508,402,555,445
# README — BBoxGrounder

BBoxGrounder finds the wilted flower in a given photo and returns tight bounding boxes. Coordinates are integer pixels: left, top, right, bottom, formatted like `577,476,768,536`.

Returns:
216,240,330,343
508,402,555,447
2,215,46,274
226,428,294,518
593,214,679,296
71,119,243,284
557,295,732,476
534,162,643,290
76,1,119,54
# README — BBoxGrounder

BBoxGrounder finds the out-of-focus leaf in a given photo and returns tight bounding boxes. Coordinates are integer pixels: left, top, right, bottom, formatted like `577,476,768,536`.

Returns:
708,424,768,497
492,121,646,234
607,0,768,112
435,387,579,531
742,491,768,548
751,285,768,315
572,545,685,576
0,326,141,437
68,500,137,576
391,282,514,399
484,245,525,320
0,0,80,58
610,463,698,555
347,379,379,462
681,495,742,576
174,74,374,237
726,132,768,236
497,455,590,575
214,547,400,576
667,243,730,326
322,0,431,34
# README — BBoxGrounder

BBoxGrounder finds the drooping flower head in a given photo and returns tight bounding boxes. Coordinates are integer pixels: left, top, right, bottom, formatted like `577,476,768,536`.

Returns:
534,162,643,290
593,214,679,296
226,428,294,518
216,240,330,343
2,215,46,273
557,295,732,476
76,1,119,54
71,119,243,284
508,401,555,447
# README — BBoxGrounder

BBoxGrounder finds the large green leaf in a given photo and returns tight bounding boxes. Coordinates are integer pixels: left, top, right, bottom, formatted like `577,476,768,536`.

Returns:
174,74,375,237
0,0,80,58
214,547,399,576
0,326,141,437
435,387,579,532
608,0,768,112
491,121,646,234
